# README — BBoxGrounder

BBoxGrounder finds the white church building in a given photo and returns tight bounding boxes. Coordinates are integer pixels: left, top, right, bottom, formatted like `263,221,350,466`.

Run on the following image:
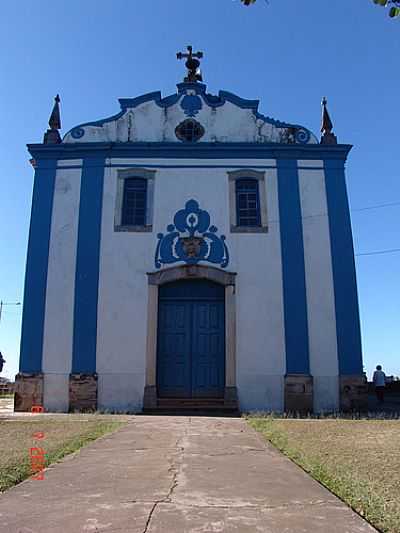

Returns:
15,48,367,413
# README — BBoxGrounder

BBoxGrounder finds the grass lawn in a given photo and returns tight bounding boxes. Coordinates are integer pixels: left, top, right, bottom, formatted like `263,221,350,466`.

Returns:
249,417,400,533
0,415,127,492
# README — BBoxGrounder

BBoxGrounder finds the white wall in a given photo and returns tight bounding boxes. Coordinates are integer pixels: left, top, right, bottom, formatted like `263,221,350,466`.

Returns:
42,164,82,411
298,162,339,412
233,168,285,412
96,163,150,411
41,157,340,413
95,158,287,411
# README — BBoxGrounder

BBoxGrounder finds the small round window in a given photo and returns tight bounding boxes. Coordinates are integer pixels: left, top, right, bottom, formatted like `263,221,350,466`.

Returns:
175,119,205,142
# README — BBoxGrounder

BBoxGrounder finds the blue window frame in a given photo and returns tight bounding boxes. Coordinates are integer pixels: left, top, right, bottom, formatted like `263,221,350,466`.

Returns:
121,178,147,226
235,178,261,227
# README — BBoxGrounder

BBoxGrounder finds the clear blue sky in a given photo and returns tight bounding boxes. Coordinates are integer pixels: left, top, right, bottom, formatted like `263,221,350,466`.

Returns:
0,0,399,381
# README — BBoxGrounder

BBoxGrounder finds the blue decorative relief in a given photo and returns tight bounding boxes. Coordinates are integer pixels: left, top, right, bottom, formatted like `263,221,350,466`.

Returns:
155,199,229,269
180,94,202,117
294,128,311,145
71,127,85,139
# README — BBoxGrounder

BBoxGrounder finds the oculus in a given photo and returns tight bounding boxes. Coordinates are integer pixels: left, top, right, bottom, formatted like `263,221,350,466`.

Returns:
175,119,205,142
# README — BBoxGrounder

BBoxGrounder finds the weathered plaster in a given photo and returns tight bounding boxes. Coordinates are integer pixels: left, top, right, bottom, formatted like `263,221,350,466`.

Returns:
43,374,69,412
63,85,317,145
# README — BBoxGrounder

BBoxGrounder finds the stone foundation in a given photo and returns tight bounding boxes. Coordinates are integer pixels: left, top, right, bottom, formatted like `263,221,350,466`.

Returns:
224,386,239,409
14,373,44,412
69,373,98,412
143,385,157,410
339,375,368,411
284,374,313,414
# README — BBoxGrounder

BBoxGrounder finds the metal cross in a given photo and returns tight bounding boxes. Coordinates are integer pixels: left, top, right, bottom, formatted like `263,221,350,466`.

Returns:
177,46,203,83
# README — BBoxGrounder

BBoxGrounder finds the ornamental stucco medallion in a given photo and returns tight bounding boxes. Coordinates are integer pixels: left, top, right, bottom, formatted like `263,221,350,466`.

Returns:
155,199,229,269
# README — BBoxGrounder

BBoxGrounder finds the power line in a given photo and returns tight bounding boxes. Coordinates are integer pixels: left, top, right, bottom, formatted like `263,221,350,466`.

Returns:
266,198,400,225
355,248,400,257
0,301,21,325
351,201,400,213
265,206,400,257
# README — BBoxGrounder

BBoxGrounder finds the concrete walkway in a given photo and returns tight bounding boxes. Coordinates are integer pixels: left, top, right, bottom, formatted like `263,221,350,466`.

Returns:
0,416,375,532
0,397,14,417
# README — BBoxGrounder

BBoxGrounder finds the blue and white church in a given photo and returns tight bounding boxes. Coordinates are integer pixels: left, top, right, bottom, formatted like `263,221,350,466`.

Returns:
15,47,367,413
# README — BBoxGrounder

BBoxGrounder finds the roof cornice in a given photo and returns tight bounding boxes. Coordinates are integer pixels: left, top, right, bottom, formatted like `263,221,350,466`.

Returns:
27,142,352,161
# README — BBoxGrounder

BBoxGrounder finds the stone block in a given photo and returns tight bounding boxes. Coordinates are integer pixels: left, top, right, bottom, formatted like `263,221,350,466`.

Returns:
143,385,157,410
69,373,98,412
224,386,239,409
147,264,236,287
14,373,44,412
339,375,368,412
284,374,313,414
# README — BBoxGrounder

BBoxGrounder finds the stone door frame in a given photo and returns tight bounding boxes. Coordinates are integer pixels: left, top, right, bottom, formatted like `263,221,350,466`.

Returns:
143,264,237,409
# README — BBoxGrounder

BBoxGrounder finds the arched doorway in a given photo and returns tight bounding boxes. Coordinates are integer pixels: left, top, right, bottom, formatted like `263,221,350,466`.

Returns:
157,279,225,399
144,265,237,411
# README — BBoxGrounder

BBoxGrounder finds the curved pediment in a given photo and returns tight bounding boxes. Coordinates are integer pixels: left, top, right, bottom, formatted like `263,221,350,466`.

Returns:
63,82,317,145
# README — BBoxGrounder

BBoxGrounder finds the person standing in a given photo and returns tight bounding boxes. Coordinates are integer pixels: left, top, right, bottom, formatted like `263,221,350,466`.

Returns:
0,352,5,373
373,365,386,404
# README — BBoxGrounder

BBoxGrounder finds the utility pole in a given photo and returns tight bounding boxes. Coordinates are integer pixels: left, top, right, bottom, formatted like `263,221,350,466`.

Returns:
0,301,21,324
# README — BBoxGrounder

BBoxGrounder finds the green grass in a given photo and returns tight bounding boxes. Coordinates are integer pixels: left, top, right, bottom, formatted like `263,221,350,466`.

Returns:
0,415,127,492
249,417,400,533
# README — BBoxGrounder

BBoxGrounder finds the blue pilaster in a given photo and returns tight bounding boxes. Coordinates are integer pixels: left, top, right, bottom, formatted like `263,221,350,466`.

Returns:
19,159,57,372
72,157,105,373
324,159,363,375
277,159,310,374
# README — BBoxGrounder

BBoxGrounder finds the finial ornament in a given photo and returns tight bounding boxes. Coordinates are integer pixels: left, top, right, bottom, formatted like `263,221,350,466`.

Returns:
320,97,337,145
43,94,62,144
177,46,203,83
49,94,61,130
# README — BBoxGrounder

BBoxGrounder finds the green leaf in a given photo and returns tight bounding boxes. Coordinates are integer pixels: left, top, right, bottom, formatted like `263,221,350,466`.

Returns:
389,6,400,16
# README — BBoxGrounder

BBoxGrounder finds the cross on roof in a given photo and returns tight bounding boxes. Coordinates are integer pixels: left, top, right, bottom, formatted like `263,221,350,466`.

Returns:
177,45,203,83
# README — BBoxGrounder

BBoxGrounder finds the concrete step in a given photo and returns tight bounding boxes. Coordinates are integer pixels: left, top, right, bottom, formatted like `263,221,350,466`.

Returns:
158,398,224,406
142,397,239,416
142,411,239,417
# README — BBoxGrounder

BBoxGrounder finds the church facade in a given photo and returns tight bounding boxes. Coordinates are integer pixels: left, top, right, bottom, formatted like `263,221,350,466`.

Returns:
15,52,367,413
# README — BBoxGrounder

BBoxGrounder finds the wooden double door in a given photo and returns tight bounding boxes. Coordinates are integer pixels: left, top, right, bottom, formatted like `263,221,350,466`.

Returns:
156,279,225,398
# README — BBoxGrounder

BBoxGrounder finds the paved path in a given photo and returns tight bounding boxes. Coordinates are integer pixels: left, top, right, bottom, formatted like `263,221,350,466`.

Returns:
0,397,14,417
0,416,375,532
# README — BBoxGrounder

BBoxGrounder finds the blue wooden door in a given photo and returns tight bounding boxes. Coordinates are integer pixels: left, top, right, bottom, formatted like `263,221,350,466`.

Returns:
157,301,192,397
157,280,225,398
191,301,225,397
